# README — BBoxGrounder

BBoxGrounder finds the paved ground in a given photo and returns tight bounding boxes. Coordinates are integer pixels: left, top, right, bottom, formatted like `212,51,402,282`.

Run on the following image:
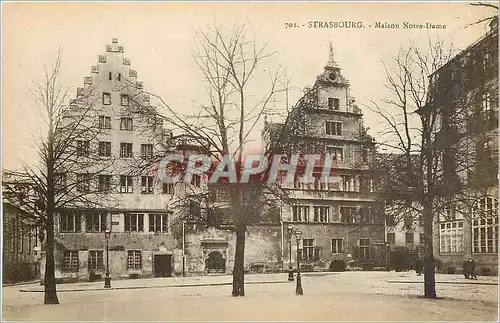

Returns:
3,272,498,321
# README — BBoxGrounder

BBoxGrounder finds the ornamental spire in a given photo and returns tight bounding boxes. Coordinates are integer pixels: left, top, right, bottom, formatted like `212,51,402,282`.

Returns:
326,41,340,69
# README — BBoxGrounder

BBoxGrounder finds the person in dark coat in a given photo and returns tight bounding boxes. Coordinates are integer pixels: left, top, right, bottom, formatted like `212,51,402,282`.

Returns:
469,258,477,279
415,257,423,276
462,260,470,279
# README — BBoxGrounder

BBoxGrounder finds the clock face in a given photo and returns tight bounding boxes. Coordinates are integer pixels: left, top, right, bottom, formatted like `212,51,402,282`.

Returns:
329,72,337,81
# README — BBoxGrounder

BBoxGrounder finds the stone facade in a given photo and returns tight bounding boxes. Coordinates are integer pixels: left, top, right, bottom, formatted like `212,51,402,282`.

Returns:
266,45,386,271
39,39,285,283
427,19,498,275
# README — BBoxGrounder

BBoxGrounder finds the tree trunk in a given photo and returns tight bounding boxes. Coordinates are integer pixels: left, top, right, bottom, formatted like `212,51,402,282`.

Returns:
423,202,437,299
44,217,59,304
232,224,246,297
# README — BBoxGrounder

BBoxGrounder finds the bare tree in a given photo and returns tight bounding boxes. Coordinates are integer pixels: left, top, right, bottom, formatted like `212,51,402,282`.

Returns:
368,32,496,298
3,53,117,304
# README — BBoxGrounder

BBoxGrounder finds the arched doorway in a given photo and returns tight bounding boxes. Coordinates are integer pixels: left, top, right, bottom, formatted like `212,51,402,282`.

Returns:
205,251,226,273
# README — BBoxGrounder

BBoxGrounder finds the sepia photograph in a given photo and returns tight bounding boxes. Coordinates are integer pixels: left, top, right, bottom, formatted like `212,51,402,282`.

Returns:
1,1,498,321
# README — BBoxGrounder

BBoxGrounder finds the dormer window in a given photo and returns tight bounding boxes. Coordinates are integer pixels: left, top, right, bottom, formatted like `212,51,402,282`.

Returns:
328,98,340,110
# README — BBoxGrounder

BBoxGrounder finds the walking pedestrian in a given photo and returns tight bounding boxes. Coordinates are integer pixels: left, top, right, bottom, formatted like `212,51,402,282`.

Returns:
469,258,477,280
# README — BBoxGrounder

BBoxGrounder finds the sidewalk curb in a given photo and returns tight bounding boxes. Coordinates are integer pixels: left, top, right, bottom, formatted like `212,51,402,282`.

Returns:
19,280,292,293
2,281,40,287
388,280,498,286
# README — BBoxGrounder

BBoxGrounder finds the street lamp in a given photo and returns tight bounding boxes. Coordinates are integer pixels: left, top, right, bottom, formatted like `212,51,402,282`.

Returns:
104,229,111,288
295,229,303,296
385,242,391,271
287,225,294,281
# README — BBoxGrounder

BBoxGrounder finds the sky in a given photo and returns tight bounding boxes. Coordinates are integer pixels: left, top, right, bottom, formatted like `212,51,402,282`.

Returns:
2,2,496,170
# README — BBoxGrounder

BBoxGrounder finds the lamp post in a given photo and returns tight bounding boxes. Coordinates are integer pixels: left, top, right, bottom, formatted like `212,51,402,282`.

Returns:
104,229,111,288
182,220,186,277
295,229,303,296
287,225,294,281
385,242,391,271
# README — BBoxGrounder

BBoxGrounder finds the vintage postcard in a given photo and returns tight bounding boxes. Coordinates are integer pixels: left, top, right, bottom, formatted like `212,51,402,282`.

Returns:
2,1,498,322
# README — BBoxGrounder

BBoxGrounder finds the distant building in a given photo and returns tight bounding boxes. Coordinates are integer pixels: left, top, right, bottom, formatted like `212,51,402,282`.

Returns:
264,45,386,271
425,18,498,275
2,171,42,283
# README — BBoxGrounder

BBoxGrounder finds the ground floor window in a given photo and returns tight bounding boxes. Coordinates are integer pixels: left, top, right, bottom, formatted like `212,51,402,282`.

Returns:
331,238,343,254
439,220,463,253
472,196,498,253
127,250,142,269
149,214,169,233
63,250,79,272
302,239,319,261
88,250,104,270
358,239,370,259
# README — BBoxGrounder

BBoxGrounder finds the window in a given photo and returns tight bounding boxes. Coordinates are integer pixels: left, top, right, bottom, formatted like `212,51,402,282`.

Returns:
108,72,112,81
293,178,308,189
302,239,319,261
340,175,355,192
163,183,174,194
313,206,329,223
140,144,153,159
327,97,340,110
121,94,129,106
99,116,111,129
386,214,395,226
191,174,201,187
120,175,133,193
63,251,79,272
141,176,154,194
85,213,106,232
98,141,111,157
387,232,395,244
482,92,491,112
149,214,168,233
326,147,343,162
359,176,373,193
405,232,414,244
419,233,425,245
120,118,133,131
313,177,327,190
362,149,368,162
55,173,67,192
120,143,133,158
102,92,111,105
76,140,90,156
440,220,464,253
124,213,144,232
340,207,357,223
359,239,370,259
472,196,498,253
326,121,342,135
76,173,91,193
60,212,82,232
88,250,104,270
331,238,343,254
127,250,142,269
292,205,310,222
98,175,111,193
118,73,122,81
189,200,201,217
